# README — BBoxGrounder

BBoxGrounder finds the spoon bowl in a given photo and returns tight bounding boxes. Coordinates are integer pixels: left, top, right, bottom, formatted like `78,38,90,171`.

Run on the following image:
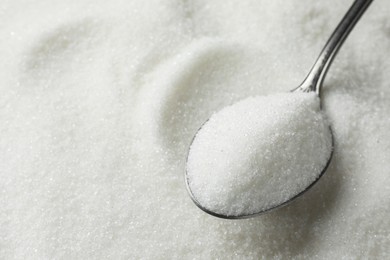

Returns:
185,0,373,219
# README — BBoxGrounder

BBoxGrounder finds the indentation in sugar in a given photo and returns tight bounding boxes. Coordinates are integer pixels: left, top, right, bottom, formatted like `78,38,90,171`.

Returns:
187,92,332,216
23,18,104,72
17,18,111,96
155,41,249,151
134,39,294,155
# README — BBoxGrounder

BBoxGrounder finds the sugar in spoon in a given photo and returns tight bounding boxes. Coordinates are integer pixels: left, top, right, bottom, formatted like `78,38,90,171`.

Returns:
185,0,373,219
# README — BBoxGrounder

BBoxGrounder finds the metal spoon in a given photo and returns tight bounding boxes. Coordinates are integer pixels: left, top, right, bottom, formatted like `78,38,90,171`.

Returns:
185,0,373,219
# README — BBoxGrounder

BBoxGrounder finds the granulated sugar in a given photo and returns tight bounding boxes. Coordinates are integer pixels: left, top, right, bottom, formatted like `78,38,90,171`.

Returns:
187,93,332,216
0,0,389,259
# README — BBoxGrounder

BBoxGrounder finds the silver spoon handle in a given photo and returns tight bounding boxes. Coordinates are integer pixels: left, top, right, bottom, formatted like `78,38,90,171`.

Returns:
297,0,373,95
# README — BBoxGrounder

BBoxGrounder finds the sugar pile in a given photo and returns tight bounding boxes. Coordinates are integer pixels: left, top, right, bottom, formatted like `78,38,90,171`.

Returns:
0,0,389,259
187,92,332,216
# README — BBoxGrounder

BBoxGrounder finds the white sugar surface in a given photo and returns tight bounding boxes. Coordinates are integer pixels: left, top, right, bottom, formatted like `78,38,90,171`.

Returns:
0,0,389,259
187,93,332,216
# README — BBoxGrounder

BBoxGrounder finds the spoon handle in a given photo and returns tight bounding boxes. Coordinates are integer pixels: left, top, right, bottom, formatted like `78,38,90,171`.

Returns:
297,0,373,95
